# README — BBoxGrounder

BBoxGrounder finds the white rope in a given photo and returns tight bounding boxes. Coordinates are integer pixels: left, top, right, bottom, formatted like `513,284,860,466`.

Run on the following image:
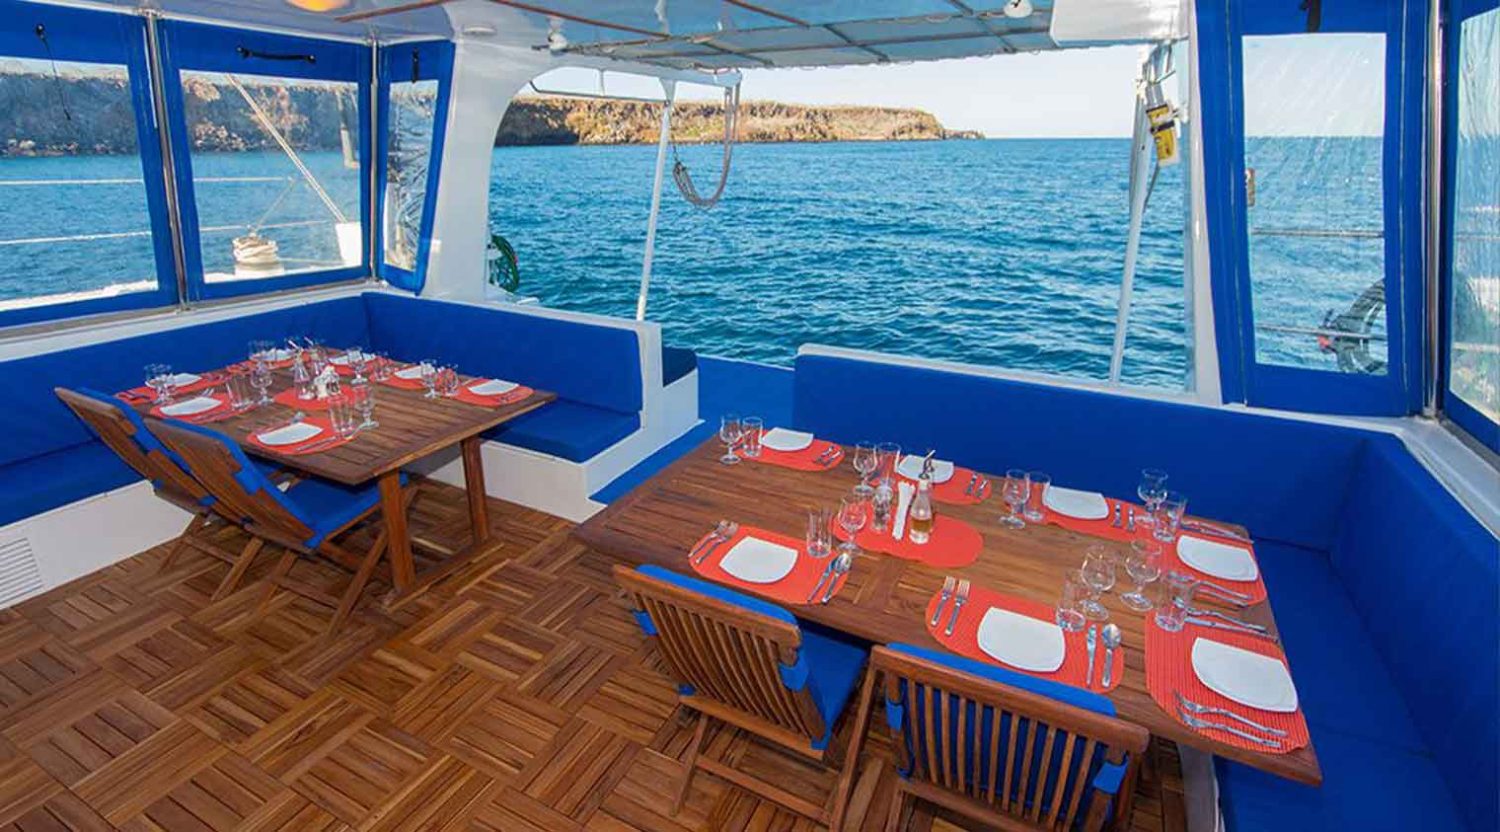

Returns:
225,73,347,223
670,83,739,209
0,218,332,247
0,176,291,186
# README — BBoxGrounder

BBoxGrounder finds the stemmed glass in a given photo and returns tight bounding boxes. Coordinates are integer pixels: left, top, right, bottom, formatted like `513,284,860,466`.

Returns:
999,468,1029,529
248,340,275,366
718,414,743,465
1137,468,1168,528
145,364,174,404
1080,545,1116,621
419,359,440,399
249,360,273,406
852,442,877,497
349,376,377,430
1121,539,1163,611
347,348,370,381
837,493,869,556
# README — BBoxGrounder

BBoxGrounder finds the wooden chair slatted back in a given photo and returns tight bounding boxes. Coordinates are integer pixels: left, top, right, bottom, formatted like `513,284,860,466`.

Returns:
614,566,826,742
872,646,1148,832
147,419,316,548
54,387,208,506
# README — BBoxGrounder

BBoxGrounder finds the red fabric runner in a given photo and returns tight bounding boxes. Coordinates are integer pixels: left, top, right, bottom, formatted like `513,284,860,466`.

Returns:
245,417,350,456
687,524,844,606
1038,493,1140,543
379,370,427,391
272,388,341,411
833,513,981,569
743,440,845,472
896,466,989,505
1145,620,1309,754
924,584,1123,692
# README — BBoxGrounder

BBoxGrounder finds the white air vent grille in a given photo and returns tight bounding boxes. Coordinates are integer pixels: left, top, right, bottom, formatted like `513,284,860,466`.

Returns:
0,536,43,608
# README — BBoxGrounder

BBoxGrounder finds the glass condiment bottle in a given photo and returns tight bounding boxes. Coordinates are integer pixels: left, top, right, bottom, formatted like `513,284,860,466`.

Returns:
292,353,313,400
908,473,935,544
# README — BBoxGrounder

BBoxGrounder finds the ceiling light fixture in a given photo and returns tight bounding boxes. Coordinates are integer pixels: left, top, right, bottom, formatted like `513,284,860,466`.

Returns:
461,24,497,38
1002,0,1034,18
284,0,350,12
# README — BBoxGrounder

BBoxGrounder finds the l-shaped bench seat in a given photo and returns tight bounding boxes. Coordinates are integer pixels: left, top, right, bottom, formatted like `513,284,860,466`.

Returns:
1,291,671,529
791,349,1498,832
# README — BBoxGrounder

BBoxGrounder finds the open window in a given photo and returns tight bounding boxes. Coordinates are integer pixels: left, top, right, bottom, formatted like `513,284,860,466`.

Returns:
0,5,176,327
376,40,453,292
157,21,371,302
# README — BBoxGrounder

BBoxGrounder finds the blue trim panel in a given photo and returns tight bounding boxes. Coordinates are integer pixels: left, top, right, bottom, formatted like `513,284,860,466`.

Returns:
156,20,373,303
375,40,454,294
0,3,179,329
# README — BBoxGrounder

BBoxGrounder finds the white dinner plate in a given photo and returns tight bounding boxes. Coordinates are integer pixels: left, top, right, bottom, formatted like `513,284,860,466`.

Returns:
717,537,798,584
1191,638,1298,713
896,455,955,484
760,428,814,453
468,379,519,397
168,372,201,387
256,421,324,447
975,607,1065,672
328,354,350,366
160,396,222,417
1043,486,1110,520
394,365,426,380
1177,535,1260,581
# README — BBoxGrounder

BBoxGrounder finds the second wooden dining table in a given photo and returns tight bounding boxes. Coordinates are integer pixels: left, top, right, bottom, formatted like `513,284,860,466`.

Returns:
132,363,555,607
572,437,1323,787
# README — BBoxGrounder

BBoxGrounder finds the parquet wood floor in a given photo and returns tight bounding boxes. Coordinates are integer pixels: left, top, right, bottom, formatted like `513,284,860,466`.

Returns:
0,479,1187,832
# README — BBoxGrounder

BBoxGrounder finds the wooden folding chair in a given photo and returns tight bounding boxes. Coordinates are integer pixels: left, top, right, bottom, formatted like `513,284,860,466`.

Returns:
614,564,869,831
868,644,1150,832
147,417,411,637
55,387,272,599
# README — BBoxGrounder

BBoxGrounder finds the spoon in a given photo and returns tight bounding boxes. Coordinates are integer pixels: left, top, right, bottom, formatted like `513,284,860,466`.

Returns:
821,552,852,604
1101,624,1122,688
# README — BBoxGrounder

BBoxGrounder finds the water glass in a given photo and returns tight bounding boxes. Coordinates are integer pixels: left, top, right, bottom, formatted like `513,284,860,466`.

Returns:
805,508,833,559
1121,539,1163,611
874,442,902,480
837,494,868,555
1080,544,1116,621
370,351,393,382
292,354,314,400
225,370,255,411
1000,468,1028,529
1153,571,1198,632
437,366,461,398
346,348,370,379
1137,468,1168,527
718,414,742,464
1153,490,1188,543
870,478,894,532
852,442,877,496
419,359,440,399
144,363,174,404
248,340,275,366
1024,471,1050,522
740,416,764,458
1056,570,1089,633
349,377,377,430
329,394,359,439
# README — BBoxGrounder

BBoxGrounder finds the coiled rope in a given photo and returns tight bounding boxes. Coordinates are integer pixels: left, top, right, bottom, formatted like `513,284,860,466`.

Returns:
669,83,740,210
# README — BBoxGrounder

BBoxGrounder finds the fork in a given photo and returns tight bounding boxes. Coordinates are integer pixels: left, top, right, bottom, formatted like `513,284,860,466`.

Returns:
1176,706,1282,747
1185,616,1280,643
1196,580,1254,605
1185,606,1268,632
691,521,739,565
930,576,956,627
944,579,970,637
1174,692,1288,737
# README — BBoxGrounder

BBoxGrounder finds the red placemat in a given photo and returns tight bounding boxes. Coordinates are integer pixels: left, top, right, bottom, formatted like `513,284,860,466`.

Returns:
245,417,350,456
1145,621,1308,754
149,394,235,424
272,388,344,411
743,440,844,471
688,525,844,606
1038,493,1140,543
379,369,428,391
897,467,990,505
925,584,1123,692
452,384,535,408
1162,535,1267,605
834,514,981,569
119,370,229,404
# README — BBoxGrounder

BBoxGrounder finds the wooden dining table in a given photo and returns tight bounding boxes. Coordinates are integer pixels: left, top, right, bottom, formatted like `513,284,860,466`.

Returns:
130,363,555,606
572,438,1323,787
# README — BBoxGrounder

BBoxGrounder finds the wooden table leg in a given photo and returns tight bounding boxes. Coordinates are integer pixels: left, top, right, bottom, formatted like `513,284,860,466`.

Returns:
461,435,491,545
379,470,415,592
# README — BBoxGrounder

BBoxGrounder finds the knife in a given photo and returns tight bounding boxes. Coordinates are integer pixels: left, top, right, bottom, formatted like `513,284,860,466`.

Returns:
1181,519,1251,542
807,561,836,604
1085,625,1098,688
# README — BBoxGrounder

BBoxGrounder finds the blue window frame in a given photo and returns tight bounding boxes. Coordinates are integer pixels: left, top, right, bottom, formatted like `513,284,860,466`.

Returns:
376,40,453,293
1198,0,1427,416
156,21,372,302
0,3,177,328
1440,0,1499,452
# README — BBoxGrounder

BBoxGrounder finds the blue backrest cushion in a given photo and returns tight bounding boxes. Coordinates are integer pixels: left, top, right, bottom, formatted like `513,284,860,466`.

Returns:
0,297,369,470
362,293,643,414
1330,436,1499,832
793,353,1373,550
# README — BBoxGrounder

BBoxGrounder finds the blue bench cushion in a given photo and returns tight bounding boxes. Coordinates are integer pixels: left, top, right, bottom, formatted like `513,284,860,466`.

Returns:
363,293,643,415
0,442,139,528
662,346,697,386
792,353,1373,550
487,401,638,462
280,475,398,549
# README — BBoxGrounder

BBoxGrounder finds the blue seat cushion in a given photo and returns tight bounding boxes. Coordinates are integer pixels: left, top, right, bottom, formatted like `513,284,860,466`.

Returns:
280,474,399,549
0,442,139,528
487,401,639,462
1216,730,1466,832
662,346,698,386
887,643,1114,716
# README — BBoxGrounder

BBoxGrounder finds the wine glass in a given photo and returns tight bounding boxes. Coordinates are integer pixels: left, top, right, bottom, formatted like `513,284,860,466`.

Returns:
1137,468,1168,527
837,493,869,556
1121,539,1163,611
419,359,440,399
1080,545,1116,621
249,361,273,405
852,442,877,496
718,414,742,465
999,469,1028,529
248,340,274,367
349,376,377,430
347,348,370,381
144,363,174,404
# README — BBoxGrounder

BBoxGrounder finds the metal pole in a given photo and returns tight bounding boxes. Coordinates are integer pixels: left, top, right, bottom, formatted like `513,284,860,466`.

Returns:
1110,86,1154,383
1422,0,1444,417
635,79,675,322
143,12,191,309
